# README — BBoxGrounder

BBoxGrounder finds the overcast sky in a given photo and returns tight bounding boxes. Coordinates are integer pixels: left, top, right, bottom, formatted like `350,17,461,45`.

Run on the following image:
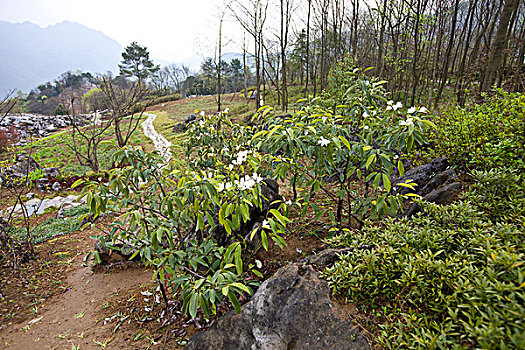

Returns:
0,0,242,63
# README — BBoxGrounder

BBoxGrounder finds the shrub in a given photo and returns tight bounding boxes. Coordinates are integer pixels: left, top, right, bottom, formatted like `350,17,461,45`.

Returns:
421,90,525,171
322,168,525,349
79,112,289,319
253,65,434,228
147,93,182,106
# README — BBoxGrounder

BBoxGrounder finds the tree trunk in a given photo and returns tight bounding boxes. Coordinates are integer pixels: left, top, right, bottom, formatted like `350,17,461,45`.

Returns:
481,0,519,91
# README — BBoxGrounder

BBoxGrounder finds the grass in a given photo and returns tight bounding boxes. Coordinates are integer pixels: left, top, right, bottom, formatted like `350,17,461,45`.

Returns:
13,115,153,176
11,205,89,244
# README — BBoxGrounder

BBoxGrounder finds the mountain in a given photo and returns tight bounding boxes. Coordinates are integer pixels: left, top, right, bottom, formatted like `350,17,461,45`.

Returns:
0,20,122,93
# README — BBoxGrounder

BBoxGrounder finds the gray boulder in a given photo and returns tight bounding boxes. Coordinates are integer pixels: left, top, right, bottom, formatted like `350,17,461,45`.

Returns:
403,182,463,218
186,263,369,350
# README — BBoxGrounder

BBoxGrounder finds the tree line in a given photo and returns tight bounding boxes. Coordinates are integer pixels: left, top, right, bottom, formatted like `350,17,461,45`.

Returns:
222,0,524,110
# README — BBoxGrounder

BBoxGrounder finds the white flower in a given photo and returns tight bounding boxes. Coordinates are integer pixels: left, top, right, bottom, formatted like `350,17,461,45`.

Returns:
318,137,330,147
141,291,153,296
252,172,263,183
260,98,264,106
199,120,205,127
363,111,370,118
224,108,230,113
364,125,370,130
262,219,270,229
217,182,228,192
200,111,206,117
285,200,292,205
399,117,414,126
238,175,256,190
407,107,417,114
229,164,234,170
387,100,402,111
232,150,248,165
419,107,429,113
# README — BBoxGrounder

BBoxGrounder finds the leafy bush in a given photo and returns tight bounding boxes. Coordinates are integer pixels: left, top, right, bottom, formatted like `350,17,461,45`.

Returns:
421,90,525,171
322,168,525,349
79,115,290,318
253,64,434,228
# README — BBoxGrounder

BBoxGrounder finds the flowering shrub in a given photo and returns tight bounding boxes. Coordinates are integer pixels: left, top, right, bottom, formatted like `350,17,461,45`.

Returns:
253,69,434,228
79,110,290,319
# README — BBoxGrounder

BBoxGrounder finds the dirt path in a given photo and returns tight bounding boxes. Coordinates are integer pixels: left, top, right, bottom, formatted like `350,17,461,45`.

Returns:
0,227,152,350
141,113,172,164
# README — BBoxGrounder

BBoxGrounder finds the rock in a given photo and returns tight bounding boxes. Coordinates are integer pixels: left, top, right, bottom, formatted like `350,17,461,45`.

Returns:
43,167,60,178
0,114,76,141
186,263,369,350
36,178,49,190
25,193,35,199
185,114,197,123
244,222,263,251
94,240,141,264
173,122,186,133
418,168,458,196
404,182,463,218
51,182,61,192
11,155,41,175
393,157,449,195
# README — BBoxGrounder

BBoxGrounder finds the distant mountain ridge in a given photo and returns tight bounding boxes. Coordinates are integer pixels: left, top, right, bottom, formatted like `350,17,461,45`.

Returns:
0,20,122,93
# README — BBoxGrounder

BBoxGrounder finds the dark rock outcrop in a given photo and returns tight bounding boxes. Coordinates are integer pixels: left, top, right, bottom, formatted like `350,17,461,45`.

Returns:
395,157,463,218
173,114,199,133
186,263,369,350
393,157,449,195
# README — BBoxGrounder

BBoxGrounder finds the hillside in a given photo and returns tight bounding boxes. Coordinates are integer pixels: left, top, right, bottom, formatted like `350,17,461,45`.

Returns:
0,20,121,93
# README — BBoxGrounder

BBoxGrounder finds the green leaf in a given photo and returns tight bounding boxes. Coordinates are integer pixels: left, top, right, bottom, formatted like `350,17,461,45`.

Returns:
261,230,268,251
382,173,391,192
366,154,376,169
397,160,405,177
228,291,241,314
189,293,199,319
230,282,251,294
234,244,243,275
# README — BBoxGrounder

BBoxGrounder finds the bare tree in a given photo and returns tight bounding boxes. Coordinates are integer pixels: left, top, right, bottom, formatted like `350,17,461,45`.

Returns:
164,64,192,97
97,75,148,148
229,0,269,110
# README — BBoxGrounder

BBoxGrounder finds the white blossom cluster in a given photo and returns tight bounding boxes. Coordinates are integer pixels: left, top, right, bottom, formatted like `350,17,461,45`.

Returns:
399,117,414,126
216,172,264,192
318,136,331,146
386,100,403,111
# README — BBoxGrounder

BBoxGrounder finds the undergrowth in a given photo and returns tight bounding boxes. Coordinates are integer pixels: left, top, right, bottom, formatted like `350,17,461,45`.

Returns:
322,168,525,349
12,206,89,244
